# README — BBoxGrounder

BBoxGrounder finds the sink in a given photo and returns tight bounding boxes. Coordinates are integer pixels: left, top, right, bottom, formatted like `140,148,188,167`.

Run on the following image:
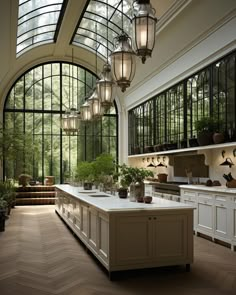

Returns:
88,194,110,198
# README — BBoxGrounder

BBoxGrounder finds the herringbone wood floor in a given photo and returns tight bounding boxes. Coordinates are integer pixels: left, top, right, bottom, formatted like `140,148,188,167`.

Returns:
0,206,236,295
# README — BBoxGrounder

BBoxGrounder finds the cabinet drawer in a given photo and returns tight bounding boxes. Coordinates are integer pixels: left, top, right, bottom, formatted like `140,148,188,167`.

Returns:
215,195,227,202
182,190,196,197
198,193,213,205
182,196,195,202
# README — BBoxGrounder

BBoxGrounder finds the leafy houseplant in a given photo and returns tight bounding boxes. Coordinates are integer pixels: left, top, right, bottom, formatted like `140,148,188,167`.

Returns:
0,198,8,232
194,117,217,146
0,180,16,216
118,164,154,200
76,161,94,190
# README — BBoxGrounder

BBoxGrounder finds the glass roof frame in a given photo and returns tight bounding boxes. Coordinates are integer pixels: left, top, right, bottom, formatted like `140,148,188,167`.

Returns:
71,0,133,60
17,0,69,56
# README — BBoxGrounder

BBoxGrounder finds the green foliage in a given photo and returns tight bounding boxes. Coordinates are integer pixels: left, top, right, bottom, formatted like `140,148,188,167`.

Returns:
76,154,116,184
76,161,94,182
0,123,40,176
92,153,115,182
118,164,154,188
0,180,16,208
0,198,8,210
194,117,217,133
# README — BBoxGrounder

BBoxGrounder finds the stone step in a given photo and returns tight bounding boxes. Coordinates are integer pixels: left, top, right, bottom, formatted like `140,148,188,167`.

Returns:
16,198,55,205
16,191,55,198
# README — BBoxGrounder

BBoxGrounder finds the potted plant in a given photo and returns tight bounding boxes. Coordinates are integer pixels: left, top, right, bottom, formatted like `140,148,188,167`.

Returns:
213,119,225,144
0,198,7,232
0,180,16,215
18,173,32,187
92,153,115,189
194,117,217,146
76,161,94,190
118,164,154,201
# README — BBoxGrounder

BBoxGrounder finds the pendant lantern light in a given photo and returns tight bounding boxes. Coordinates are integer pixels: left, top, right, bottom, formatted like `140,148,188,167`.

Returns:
80,100,92,122
97,0,115,108
88,87,104,119
110,0,136,92
97,63,115,109
132,0,157,64
88,11,103,119
61,48,80,135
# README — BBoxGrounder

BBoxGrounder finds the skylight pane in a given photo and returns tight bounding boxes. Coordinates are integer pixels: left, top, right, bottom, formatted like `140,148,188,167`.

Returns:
72,0,133,60
17,0,66,55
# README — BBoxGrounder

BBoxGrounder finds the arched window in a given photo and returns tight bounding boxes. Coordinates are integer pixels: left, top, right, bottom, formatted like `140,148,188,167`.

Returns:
3,62,118,183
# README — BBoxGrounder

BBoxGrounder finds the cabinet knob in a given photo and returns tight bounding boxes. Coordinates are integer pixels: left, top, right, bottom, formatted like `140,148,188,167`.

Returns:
153,217,156,220
148,217,152,220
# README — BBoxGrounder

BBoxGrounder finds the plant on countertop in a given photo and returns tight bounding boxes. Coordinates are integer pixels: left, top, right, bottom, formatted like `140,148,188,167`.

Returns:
118,164,154,188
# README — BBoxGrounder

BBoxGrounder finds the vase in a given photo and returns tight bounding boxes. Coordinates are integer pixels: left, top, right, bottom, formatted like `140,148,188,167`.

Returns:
129,181,144,202
197,131,213,146
213,132,224,144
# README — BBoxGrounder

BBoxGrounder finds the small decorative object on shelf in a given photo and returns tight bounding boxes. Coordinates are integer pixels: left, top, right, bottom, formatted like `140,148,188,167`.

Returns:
188,136,198,147
144,196,152,204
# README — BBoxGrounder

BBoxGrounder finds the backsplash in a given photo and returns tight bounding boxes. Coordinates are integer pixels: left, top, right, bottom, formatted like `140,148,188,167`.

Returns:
128,144,236,186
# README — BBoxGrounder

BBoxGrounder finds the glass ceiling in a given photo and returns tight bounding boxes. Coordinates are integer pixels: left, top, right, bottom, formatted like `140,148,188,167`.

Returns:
72,0,133,60
17,0,68,56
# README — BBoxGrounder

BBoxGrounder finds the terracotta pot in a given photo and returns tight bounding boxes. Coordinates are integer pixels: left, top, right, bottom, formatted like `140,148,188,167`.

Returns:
197,131,213,146
158,173,168,183
213,132,225,144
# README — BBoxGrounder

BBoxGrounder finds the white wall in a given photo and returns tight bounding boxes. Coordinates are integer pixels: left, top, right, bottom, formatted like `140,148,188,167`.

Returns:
119,0,236,165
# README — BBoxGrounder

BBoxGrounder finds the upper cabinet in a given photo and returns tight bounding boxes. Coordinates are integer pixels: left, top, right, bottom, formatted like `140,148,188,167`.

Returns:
128,50,236,156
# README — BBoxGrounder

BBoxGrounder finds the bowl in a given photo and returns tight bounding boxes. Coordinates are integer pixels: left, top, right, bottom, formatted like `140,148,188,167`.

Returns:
144,196,152,204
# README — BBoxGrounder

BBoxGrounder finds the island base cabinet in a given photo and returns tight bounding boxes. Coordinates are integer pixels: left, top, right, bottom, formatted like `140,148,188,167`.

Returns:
55,187,194,275
109,211,193,271
153,215,192,264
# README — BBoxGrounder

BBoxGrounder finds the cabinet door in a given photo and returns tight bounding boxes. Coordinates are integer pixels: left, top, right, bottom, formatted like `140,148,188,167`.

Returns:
97,212,109,265
231,196,236,245
74,200,81,233
197,193,213,234
153,214,190,263
81,203,89,242
181,192,197,231
214,195,229,241
67,197,75,225
88,207,98,251
114,216,152,265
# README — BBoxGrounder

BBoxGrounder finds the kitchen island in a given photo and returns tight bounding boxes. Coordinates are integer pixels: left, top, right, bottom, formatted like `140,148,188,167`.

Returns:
55,184,194,277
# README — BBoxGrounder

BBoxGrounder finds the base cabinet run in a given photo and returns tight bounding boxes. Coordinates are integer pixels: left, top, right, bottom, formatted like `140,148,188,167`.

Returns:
55,188,193,275
181,188,236,250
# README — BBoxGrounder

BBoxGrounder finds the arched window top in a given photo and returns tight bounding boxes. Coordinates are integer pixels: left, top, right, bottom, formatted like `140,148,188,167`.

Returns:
17,0,68,56
72,0,133,60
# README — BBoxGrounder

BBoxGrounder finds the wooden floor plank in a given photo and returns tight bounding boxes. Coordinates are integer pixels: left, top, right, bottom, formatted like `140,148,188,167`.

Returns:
0,205,236,295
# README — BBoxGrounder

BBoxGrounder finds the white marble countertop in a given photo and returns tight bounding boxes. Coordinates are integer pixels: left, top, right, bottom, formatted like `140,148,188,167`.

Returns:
55,184,194,212
179,184,236,194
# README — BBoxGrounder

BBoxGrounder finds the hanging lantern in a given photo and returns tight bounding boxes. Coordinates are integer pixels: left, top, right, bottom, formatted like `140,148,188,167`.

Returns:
132,0,157,64
61,107,80,135
61,49,80,135
110,33,136,92
88,87,104,119
97,63,116,109
80,100,92,121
